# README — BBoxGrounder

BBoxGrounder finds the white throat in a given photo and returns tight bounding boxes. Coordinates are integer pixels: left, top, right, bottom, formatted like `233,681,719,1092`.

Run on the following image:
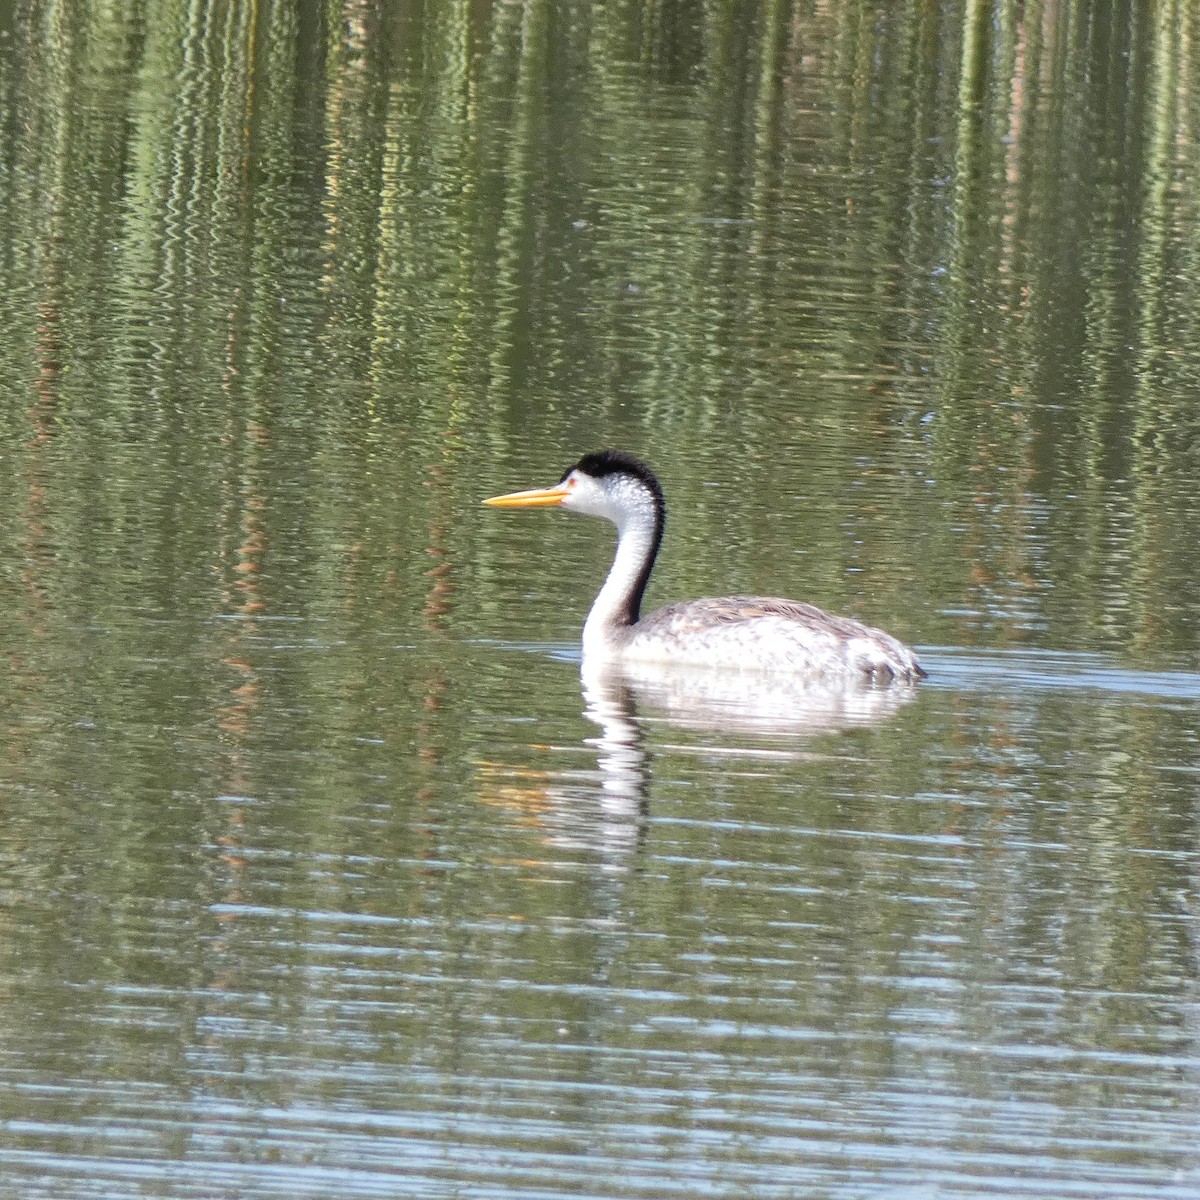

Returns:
579,487,661,660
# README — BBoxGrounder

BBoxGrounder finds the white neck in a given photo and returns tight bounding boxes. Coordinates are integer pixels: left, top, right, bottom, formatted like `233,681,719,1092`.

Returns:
581,505,659,659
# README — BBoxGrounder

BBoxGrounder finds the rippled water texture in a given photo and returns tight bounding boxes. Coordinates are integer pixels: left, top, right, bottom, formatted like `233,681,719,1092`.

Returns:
1,3,1200,1198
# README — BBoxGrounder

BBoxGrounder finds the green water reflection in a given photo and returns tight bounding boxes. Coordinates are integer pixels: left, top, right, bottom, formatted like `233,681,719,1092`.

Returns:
1,1,1199,1197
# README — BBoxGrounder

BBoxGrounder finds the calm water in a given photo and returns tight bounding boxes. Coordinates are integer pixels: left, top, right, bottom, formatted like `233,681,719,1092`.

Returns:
2,2,1200,1197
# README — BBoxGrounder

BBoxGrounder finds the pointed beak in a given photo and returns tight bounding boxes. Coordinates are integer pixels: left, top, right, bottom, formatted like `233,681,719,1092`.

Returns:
482,484,570,508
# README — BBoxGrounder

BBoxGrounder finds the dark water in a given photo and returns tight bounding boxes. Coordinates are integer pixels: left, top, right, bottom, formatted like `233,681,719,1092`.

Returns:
2,2,1200,1197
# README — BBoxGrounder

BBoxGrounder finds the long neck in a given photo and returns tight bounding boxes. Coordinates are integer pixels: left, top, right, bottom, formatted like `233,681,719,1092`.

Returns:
581,495,663,658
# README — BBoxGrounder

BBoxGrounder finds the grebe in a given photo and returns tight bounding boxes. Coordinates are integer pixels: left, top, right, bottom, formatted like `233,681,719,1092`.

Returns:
483,450,925,683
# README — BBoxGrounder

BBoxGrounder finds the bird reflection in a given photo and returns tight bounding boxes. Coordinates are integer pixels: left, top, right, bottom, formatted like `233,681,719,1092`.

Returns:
581,657,919,740
477,660,917,871
579,668,648,831
574,660,918,856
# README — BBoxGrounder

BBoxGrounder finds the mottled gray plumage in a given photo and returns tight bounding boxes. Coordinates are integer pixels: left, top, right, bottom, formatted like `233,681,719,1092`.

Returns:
613,595,924,682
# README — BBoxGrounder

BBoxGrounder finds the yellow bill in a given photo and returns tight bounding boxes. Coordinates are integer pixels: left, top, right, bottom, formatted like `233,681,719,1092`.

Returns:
482,484,570,508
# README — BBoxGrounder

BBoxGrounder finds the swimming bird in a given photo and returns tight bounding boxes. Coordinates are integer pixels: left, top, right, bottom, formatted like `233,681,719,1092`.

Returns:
483,450,925,683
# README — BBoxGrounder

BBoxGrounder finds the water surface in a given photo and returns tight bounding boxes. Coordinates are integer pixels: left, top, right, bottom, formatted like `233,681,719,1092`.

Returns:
2,2,1200,1197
